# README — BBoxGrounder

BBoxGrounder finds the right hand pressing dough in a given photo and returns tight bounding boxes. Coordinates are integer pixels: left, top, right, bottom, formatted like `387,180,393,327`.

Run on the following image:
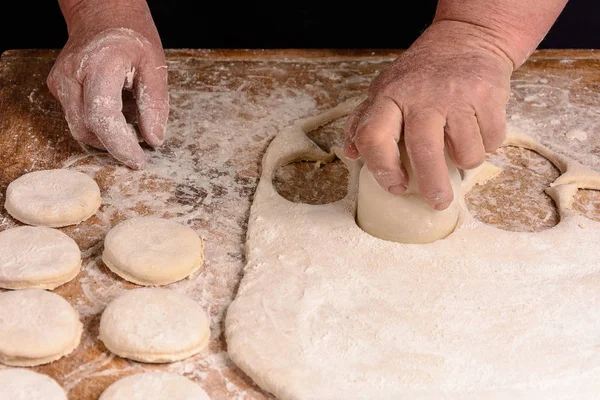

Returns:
357,140,462,243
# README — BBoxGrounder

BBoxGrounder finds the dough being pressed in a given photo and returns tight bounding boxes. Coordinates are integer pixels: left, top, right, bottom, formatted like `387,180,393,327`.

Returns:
357,140,462,243
0,289,82,367
226,99,600,399
99,288,210,363
99,372,211,400
0,226,81,289
0,368,67,400
4,169,101,227
102,216,204,286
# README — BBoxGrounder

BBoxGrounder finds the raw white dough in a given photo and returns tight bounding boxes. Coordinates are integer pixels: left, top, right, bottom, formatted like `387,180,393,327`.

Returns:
0,368,67,400
102,217,204,286
99,372,211,400
0,226,81,289
4,169,101,227
357,141,461,243
0,289,83,367
226,99,600,399
99,288,210,363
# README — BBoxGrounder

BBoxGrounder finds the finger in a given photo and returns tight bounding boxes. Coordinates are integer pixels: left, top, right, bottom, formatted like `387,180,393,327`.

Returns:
135,60,169,147
404,108,453,210
353,99,407,194
53,76,106,150
445,111,485,170
476,104,507,152
83,59,147,169
343,100,369,159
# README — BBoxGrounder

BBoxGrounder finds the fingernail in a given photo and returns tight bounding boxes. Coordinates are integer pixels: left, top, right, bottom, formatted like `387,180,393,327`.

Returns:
389,184,407,195
434,200,452,211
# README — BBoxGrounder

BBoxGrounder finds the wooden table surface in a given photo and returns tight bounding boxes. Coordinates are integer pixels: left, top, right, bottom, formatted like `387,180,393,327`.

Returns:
0,49,599,400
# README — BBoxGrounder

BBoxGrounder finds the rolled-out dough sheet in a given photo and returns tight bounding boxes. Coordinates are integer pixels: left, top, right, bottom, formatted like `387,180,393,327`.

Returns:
226,99,600,400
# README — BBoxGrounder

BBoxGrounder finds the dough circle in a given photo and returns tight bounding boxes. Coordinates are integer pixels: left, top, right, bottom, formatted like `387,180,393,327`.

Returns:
99,372,211,400
0,368,67,400
99,288,210,363
102,216,204,286
4,169,101,227
0,226,81,289
357,141,462,244
0,289,82,367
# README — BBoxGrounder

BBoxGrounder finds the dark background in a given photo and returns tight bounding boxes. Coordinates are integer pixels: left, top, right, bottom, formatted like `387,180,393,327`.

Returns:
1,1,599,56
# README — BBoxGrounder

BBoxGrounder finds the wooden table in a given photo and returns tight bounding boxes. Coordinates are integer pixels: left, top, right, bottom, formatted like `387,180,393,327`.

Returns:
0,49,599,399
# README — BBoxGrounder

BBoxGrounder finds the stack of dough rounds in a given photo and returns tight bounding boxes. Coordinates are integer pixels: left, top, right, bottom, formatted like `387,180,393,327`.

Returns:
102,216,204,286
4,169,101,227
99,372,211,399
0,226,81,289
0,369,67,400
99,288,210,363
0,289,83,366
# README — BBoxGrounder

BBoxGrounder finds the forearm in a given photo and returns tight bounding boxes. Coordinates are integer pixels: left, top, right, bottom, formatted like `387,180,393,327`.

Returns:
57,0,154,35
434,0,568,68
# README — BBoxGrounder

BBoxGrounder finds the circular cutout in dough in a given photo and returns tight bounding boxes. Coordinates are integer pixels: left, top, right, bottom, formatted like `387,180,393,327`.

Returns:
0,369,67,400
0,289,83,367
0,226,81,289
102,217,204,286
4,169,101,227
99,288,210,363
99,372,211,400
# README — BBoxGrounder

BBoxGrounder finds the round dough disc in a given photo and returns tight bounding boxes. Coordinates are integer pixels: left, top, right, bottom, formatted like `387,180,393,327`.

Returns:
0,226,81,289
99,288,210,363
4,169,101,227
0,289,83,367
99,372,210,400
0,369,67,400
102,216,204,286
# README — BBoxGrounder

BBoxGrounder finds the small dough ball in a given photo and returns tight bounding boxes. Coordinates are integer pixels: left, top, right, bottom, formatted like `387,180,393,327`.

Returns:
0,289,83,367
102,216,204,286
4,169,101,227
0,369,67,400
99,372,210,400
0,226,81,289
357,141,462,244
99,288,210,363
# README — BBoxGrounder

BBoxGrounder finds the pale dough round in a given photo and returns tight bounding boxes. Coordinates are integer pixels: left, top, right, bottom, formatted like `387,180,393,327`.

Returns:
0,369,67,400
0,289,83,367
102,216,204,286
4,169,101,227
99,288,210,363
0,226,81,289
357,141,462,244
99,372,210,400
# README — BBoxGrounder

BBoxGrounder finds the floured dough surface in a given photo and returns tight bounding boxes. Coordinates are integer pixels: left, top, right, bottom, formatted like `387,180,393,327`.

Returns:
4,169,101,227
226,100,600,399
0,368,67,400
99,288,210,363
0,289,82,367
0,226,81,289
102,216,204,286
99,372,211,400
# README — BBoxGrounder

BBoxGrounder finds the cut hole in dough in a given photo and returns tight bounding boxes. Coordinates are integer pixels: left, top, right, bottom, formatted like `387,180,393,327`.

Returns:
572,189,600,222
466,146,560,232
0,226,81,290
99,288,210,363
102,216,204,286
0,369,67,400
4,169,101,227
273,160,348,204
99,372,210,400
0,289,82,367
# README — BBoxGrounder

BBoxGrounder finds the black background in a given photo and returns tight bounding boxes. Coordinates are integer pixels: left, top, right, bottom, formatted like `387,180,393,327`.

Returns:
1,1,599,56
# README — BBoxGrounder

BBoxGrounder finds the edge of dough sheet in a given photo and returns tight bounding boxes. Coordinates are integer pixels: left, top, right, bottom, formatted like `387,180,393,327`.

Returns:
225,98,600,400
